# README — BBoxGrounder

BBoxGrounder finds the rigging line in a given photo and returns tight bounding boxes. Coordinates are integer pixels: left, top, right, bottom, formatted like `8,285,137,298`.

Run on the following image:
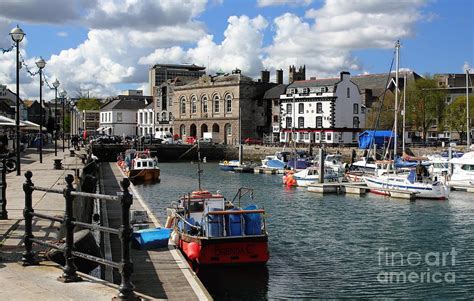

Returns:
18,52,40,76
363,48,396,168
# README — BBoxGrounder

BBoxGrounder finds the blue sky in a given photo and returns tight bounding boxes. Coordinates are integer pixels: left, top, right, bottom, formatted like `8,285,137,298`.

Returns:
0,0,472,100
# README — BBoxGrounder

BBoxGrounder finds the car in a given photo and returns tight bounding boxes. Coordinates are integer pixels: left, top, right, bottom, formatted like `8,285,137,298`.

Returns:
244,137,263,145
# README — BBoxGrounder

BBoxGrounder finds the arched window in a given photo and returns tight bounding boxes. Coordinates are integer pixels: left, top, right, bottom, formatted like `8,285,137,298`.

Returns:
161,112,167,121
353,117,360,128
168,112,173,121
180,124,186,137
191,96,197,114
180,97,186,114
213,95,220,113
225,94,232,113
202,95,208,113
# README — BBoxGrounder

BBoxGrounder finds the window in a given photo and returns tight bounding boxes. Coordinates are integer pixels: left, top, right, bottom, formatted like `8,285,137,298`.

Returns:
315,132,320,141
273,100,279,106
180,97,186,114
161,112,167,121
109,112,112,122
353,117,360,128
316,103,322,113
139,112,143,124
225,94,232,113
286,117,292,128
361,106,365,114
191,96,197,114
226,125,232,135
286,103,292,113
352,132,357,141
316,116,322,128
213,95,220,113
169,112,173,121
353,104,359,114
347,87,350,98
298,103,304,114
117,112,122,122
327,133,332,141
298,117,304,128
273,115,279,122
202,96,208,113
144,112,148,124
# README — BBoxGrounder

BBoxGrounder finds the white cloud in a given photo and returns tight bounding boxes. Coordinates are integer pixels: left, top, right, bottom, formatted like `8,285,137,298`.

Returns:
263,0,426,79
139,15,268,76
257,0,312,7
57,31,68,37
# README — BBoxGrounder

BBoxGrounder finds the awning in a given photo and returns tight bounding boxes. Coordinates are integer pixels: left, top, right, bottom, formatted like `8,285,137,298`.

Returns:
21,120,47,131
97,127,104,131
0,115,21,127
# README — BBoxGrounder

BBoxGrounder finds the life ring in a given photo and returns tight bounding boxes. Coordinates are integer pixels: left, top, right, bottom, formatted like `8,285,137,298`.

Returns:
223,161,228,165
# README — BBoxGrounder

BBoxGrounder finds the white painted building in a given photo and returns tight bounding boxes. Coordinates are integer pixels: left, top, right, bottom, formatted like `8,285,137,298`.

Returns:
99,95,151,136
137,102,155,136
280,71,365,145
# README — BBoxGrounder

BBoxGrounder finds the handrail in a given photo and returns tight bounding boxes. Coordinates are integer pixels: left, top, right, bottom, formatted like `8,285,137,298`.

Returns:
22,170,136,300
207,209,265,215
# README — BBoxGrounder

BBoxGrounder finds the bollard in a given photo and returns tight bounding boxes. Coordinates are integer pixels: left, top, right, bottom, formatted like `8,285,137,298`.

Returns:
58,174,82,283
114,178,137,300
0,158,7,219
22,171,37,266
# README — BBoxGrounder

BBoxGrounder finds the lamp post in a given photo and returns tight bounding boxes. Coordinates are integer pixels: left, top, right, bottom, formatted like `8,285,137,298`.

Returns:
10,25,25,176
35,57,46,163
60,90,67,152
52,79,60,156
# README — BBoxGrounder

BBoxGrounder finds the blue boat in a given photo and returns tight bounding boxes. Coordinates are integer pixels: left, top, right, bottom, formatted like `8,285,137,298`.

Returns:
133,228,172,250
219,160,241,171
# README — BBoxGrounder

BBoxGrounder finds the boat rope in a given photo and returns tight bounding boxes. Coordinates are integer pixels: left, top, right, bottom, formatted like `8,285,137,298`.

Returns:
173,213,200,229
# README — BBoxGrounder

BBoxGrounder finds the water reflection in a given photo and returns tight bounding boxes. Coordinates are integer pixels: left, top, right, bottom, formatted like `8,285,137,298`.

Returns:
197,265,269,300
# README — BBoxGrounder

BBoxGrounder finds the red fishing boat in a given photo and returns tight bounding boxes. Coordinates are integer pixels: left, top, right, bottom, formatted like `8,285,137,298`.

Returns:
166,188,269,265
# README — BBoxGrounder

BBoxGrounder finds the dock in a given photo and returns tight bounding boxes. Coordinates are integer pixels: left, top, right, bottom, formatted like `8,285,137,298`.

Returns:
307,182,417,199
100,162,210,300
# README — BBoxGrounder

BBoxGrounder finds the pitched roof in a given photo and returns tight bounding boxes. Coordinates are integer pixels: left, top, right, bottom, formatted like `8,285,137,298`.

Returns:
289,78,339,88
101,98,149,111
263,84,288,99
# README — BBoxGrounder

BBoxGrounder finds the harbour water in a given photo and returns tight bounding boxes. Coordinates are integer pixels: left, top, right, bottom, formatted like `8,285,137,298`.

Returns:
135,162,474,299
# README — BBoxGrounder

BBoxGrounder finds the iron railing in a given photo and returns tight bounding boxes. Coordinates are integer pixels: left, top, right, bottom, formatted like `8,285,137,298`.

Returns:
22,171,135,300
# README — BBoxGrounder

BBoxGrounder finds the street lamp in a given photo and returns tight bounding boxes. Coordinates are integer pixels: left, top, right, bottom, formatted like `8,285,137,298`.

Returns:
60,90,67,152
52,79,60,156
10,25,25,176
35,57,46,163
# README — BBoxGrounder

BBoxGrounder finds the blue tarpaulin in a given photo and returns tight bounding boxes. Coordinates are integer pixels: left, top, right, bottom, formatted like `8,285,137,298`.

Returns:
358,130,395,149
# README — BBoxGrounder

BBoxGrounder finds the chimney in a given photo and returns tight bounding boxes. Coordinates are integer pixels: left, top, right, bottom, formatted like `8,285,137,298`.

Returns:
276,69,283,84
261,70,270,83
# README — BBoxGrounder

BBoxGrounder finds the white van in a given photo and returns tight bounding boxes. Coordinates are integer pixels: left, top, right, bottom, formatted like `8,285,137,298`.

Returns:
155,131,173,144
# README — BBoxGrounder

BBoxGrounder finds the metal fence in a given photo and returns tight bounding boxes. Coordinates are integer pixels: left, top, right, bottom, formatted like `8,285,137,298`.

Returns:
21,171,136,300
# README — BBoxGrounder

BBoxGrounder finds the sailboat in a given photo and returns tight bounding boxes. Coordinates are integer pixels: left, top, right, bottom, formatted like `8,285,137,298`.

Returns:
363,41,450,200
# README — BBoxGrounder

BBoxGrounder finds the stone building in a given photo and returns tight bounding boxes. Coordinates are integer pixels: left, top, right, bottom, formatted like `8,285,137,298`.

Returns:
289,65,306,83
171,71,276,144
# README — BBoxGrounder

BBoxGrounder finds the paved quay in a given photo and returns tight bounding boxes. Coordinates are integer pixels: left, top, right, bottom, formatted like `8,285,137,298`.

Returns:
0,146,209,300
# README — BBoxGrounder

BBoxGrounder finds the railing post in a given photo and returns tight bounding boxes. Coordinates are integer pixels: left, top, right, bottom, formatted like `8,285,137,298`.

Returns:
22,171,37,266
114,178,136,300
58,174,82,283
0,158,8,219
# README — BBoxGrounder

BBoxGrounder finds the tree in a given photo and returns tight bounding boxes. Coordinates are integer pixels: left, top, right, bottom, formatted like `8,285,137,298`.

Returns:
444,95,474,143
406,77,447,141
76,98,101,111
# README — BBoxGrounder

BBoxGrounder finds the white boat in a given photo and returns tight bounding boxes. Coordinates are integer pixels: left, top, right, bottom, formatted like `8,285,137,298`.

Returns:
291,167,342,187
363,172,450,199
448,151,474,187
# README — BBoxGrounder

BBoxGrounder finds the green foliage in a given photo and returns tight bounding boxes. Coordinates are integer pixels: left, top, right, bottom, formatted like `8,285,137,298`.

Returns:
444,95,474,142
406,77,447,141
365,92,395,130
76,98,101,111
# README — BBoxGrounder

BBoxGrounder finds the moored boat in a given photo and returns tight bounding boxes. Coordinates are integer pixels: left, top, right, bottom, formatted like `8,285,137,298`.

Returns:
118,149,160,182
166,188,269,265
219,160,241,171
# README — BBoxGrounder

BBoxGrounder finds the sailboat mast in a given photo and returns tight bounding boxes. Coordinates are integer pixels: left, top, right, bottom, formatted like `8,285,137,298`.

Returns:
394,40,400,159
197,142,202,191
466,67,471,149
402,73,407,153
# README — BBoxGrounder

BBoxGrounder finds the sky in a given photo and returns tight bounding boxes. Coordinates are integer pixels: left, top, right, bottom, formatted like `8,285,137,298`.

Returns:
0,0,472,101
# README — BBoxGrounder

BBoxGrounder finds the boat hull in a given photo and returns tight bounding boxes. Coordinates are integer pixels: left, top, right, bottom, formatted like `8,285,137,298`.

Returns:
129,168,161,182
363,176,449,200
179,234,269,265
